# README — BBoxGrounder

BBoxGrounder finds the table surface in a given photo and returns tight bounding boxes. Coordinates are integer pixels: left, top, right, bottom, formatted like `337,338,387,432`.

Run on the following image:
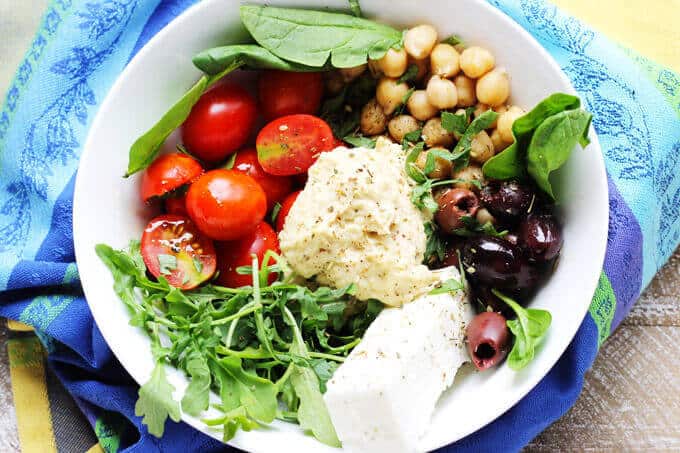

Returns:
1,1,679,451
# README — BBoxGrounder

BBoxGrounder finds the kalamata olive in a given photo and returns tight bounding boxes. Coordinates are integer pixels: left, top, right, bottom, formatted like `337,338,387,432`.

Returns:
479,180,534,222
466,311,511,370
435,188,479,233
519,213,563,261
461,236,539,292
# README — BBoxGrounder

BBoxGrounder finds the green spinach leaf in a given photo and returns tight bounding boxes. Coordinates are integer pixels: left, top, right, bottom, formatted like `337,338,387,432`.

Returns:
526,109,592,199
240,5,402,68
348,0,362,17
492,289,552,371
193,44,320,75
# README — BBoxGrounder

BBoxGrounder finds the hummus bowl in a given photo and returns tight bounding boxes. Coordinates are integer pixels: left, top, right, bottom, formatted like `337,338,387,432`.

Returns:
73,0,608,451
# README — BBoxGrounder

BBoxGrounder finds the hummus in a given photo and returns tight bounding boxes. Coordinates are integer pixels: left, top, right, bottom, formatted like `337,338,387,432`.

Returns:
279,138,438,306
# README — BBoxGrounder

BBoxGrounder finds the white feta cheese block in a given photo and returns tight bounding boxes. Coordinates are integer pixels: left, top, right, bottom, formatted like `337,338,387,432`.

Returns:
324,267,473,453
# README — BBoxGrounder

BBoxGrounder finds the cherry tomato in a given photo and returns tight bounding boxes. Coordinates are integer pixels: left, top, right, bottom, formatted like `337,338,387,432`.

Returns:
232,147,293,210
275,190,301,232
186,169,266,241
140,153,203,202
258,71,324,120
141,215,216,289
216,221,280,288
256,114,335,175
182,83,257,163
165,194,188,216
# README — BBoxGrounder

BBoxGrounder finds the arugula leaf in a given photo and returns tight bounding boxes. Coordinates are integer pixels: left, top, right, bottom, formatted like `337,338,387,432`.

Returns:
343,135,376,148
348,0,362,17
193,44,320,75
441,110,469,135
125,62,242,177
181,349,211,416
398,64,419,84
135,362,181,437
215,356,278,423
526,109,592,199
158,254,177,275
429,278,465,295
492,290,552,371
240,5,403,68
482,93,582,180
310,359,339,393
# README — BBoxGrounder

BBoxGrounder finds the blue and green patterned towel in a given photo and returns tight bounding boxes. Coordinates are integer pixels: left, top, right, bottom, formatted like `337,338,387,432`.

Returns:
0,0,678,451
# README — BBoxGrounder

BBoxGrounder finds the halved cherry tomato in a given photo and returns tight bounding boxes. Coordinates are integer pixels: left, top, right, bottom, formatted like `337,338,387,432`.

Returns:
216,221,280,288
141,215,216,289
140,153,203,202
182,83,257,163
293,173,308,189
258,71,323,120
275,190,301,232
165,194,188,216
186,169,266,241
232,147,293,210
256,114,335,175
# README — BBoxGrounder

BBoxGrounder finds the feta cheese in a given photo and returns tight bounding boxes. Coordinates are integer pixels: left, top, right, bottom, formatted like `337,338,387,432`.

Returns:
324,267,473,453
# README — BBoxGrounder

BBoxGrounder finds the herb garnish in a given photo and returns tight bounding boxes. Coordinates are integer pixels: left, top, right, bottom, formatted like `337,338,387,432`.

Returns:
343,135,377,148
451,216,508,238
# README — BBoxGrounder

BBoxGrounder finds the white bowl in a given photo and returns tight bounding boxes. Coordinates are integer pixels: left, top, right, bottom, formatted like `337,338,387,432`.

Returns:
73,1,608,451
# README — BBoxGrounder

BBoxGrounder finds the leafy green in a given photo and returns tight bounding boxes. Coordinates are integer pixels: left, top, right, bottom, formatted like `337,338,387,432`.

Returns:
135,362,181,437
348,0,362,17
98,244,376,445
240,5,403,68
442,34,464,46
125,62,241,177
423,221,446,263
343,135,377,148
451,215,508,238
526,109,592,198
394,87,414,115
398,64,419,84
193,44,320,75
450,110,498,168
320,74,376,138
482,93,584,181
492,290,552,371
441,110,469,135
429,278,465,295
269,202,282,225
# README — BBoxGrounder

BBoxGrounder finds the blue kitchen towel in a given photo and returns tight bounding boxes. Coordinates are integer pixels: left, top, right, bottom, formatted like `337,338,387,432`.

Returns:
0,0,679,452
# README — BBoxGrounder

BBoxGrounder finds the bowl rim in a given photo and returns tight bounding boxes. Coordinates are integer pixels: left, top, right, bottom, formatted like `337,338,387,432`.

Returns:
73,0,609,451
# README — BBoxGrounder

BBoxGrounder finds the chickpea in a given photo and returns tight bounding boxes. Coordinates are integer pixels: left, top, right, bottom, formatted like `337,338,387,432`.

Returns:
460,46,495,78
404,25,438,59
388,115,420,143
377,48,408,78
430,43,460,78
476,207,496,225
325,71,344,96
425,76,458,110
453,74,476,107
407,90,439,121
452,165,484,191
409,56,429,82
376,77,410,115
497,105,524,142
370,134,394,144
360,98,388,135
415,148,453,179
476,68,510,107
422,117,455,148
339,64,367,83
470,130,495,163
490,128,510,152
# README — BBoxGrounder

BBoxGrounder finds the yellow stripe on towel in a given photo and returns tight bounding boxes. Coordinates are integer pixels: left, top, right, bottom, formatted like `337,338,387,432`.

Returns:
7,336,57,453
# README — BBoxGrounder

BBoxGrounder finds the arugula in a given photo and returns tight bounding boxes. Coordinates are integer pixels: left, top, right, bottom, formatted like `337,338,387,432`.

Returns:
125,62,241,177
492,290,552,371
193,44,320,75
482,93,591,198
343,135,377,148
240,5,403,68
97,243,378,445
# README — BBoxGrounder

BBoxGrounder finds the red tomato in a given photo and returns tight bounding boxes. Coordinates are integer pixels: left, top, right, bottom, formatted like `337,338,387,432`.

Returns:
164,194,188,216
141,215,216,289
258,71,323,120
275,190,301,232
186,169,266,241
140,153,203,202
182,83,257,163
216,222,280,288
256,115,335,175
232,147,293,210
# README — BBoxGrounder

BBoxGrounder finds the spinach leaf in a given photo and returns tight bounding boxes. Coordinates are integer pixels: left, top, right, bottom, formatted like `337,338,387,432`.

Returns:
125,62,241,177
492,289,552,371
240,5,402,68
482,93,582,180
526,109,592,199
135,362,181,437
193,44,320,75
343,135,376,148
